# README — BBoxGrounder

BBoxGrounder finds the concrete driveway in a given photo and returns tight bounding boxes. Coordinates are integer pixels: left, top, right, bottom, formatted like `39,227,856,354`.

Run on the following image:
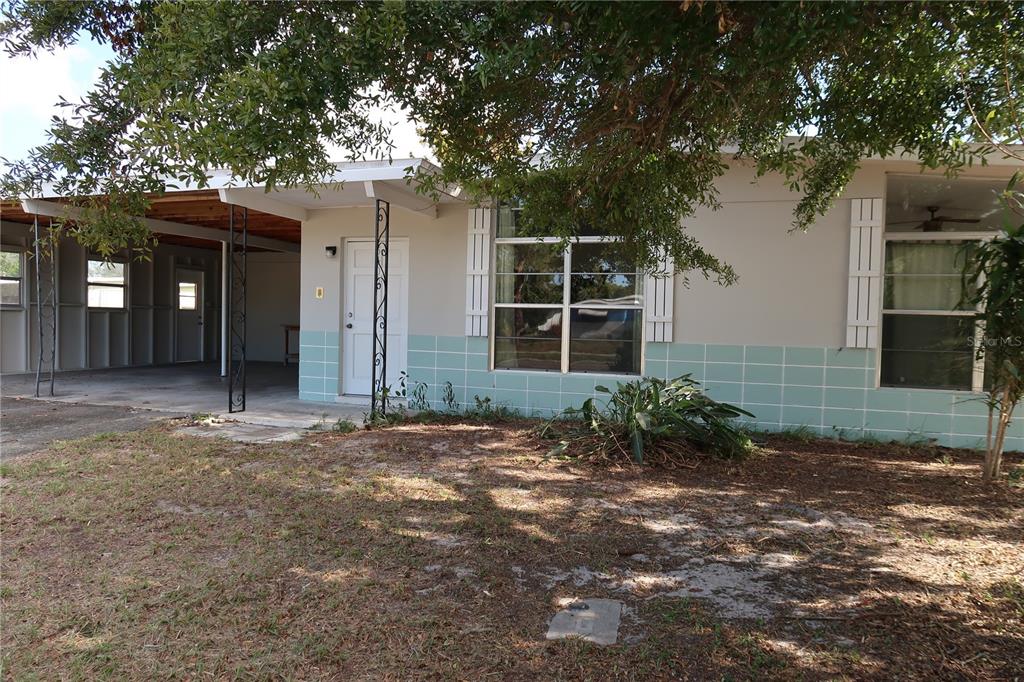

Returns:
1,363,366,429
0,397,176,459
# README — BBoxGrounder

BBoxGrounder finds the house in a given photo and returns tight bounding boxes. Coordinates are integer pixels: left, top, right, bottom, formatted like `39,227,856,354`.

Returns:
1,153,1021,451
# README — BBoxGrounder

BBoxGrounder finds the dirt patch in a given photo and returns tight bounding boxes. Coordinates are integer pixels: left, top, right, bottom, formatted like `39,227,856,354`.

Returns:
2,422,1021,679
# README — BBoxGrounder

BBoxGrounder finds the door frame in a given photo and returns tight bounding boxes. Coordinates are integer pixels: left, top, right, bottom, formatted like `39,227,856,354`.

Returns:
174,267,205,363
341,236,410,396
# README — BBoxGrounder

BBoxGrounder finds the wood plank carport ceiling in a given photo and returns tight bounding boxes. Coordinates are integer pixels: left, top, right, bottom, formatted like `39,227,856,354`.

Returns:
1,189,301,251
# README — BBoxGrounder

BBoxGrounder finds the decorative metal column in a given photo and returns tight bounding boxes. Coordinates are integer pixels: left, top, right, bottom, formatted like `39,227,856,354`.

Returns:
32,215,56,397
227,205,247,412
369,199,391,419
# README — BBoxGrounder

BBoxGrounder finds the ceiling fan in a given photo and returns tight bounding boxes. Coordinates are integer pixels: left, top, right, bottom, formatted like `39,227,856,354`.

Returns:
890,205,981,232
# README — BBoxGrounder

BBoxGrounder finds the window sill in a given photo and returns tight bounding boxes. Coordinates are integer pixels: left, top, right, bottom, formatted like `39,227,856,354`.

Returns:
491,367,642,379
877,384,984,395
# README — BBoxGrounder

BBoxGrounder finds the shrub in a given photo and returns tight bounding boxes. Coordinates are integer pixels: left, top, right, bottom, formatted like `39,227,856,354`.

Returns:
541,375,753,465
332,419,358,434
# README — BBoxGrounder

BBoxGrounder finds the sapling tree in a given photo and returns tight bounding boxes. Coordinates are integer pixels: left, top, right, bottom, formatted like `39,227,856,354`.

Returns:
962,172,1024,483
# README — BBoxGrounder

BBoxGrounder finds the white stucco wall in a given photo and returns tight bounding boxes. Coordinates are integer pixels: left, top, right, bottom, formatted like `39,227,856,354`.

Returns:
297,160,1018,352
299,203,467,339
672,160,1016,347
245,252,300,362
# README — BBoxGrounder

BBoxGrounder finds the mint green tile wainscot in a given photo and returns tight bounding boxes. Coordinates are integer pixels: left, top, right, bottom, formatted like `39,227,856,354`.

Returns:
296,335,1020,452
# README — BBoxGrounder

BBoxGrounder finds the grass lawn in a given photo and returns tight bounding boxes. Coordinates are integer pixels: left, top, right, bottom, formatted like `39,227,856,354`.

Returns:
2,420,1022,680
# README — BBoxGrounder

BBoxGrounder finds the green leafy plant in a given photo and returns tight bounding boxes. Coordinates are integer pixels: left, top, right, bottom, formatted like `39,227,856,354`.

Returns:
366,373,410,427
1,3,1021,272
961,171,1024,483
332,419,358,434
462,395,520,423
408,382,429,411
440,382,458,412
541,375,753,465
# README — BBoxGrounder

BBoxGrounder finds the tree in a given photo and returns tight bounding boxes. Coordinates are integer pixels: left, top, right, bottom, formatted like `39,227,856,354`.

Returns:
2,1,1022,273
961,172,1024,483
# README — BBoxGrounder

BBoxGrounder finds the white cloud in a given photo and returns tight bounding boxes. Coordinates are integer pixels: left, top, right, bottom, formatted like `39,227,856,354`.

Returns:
0,44,113,160
324,99,435,163
0,44,434,165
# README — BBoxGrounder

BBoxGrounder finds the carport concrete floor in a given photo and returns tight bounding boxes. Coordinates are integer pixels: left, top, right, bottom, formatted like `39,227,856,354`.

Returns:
1,362,366,429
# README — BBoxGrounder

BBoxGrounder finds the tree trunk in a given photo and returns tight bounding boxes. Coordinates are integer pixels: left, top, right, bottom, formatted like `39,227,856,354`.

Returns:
983,392,1016,483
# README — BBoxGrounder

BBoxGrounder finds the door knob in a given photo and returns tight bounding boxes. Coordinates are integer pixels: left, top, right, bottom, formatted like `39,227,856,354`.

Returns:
346,323,353,328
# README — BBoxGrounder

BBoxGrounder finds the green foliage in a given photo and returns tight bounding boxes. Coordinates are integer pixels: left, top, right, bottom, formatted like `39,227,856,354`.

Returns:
331,419,358,434
439,382,458,412
960,172,1024,481
768,425,819,444
408,381,429,411
543,375,753,464
405,384,521,424
2,2,1021,272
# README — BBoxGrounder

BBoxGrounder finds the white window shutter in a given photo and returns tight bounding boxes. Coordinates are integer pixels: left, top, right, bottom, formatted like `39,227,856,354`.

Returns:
846,198,884,348
465,207,492,336
644,251,674,343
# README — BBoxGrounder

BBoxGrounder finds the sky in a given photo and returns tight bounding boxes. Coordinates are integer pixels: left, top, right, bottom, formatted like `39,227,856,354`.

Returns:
0,39,432,166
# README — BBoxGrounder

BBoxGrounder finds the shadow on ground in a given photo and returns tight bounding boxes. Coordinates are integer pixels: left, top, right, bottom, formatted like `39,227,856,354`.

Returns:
1,422,1021,679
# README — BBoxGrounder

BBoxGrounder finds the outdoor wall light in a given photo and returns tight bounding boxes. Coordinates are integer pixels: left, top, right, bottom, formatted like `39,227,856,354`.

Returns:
325,245,338,258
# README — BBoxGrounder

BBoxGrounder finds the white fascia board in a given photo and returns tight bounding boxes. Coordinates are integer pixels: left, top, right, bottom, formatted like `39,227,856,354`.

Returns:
363,180,438,218
217,188,309,222
20,198,300,253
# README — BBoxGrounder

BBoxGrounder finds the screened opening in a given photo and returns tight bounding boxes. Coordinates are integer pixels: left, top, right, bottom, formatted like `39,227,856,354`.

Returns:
881,172,996,391
87,260,126,309
1,249,23,307
178,282,197,310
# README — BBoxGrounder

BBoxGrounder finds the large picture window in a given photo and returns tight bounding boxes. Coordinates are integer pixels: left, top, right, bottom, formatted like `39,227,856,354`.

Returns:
880,239,982,391
493,204,643,374
1,248,24,307
87,259,126,309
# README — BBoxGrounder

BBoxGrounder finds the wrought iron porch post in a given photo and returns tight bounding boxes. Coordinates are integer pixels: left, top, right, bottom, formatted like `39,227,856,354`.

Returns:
370,199,391,418
32,215,56,397
228,205,248,412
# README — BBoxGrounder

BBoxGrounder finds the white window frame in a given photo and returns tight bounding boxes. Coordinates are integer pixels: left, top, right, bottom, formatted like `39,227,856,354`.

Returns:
0,247,25,309
880,231,990,393
86,257,128,310
491,208,645,375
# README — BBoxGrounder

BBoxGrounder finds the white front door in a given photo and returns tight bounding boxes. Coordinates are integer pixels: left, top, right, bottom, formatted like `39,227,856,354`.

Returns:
175,268,204,362
342,239,409,396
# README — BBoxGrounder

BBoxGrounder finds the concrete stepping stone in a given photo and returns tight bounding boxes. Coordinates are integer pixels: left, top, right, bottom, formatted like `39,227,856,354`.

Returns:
176,422,302,443
546,598,623,646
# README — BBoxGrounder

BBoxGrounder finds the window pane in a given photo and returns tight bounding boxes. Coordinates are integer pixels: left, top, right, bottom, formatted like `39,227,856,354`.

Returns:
495,243,564,304
88,285,125,308
881,314,975,390
0,251,21,278
87,260,125,285
1,280,20,305
178,282,197,310
570,242,641,305
496,204,522,238
884,242,975,311
494,307,562,371
569,308,642,374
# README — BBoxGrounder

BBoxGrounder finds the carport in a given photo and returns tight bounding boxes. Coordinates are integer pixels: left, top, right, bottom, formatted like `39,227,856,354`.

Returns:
0,158,452,420
0,364,365,428
1,178,303,418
